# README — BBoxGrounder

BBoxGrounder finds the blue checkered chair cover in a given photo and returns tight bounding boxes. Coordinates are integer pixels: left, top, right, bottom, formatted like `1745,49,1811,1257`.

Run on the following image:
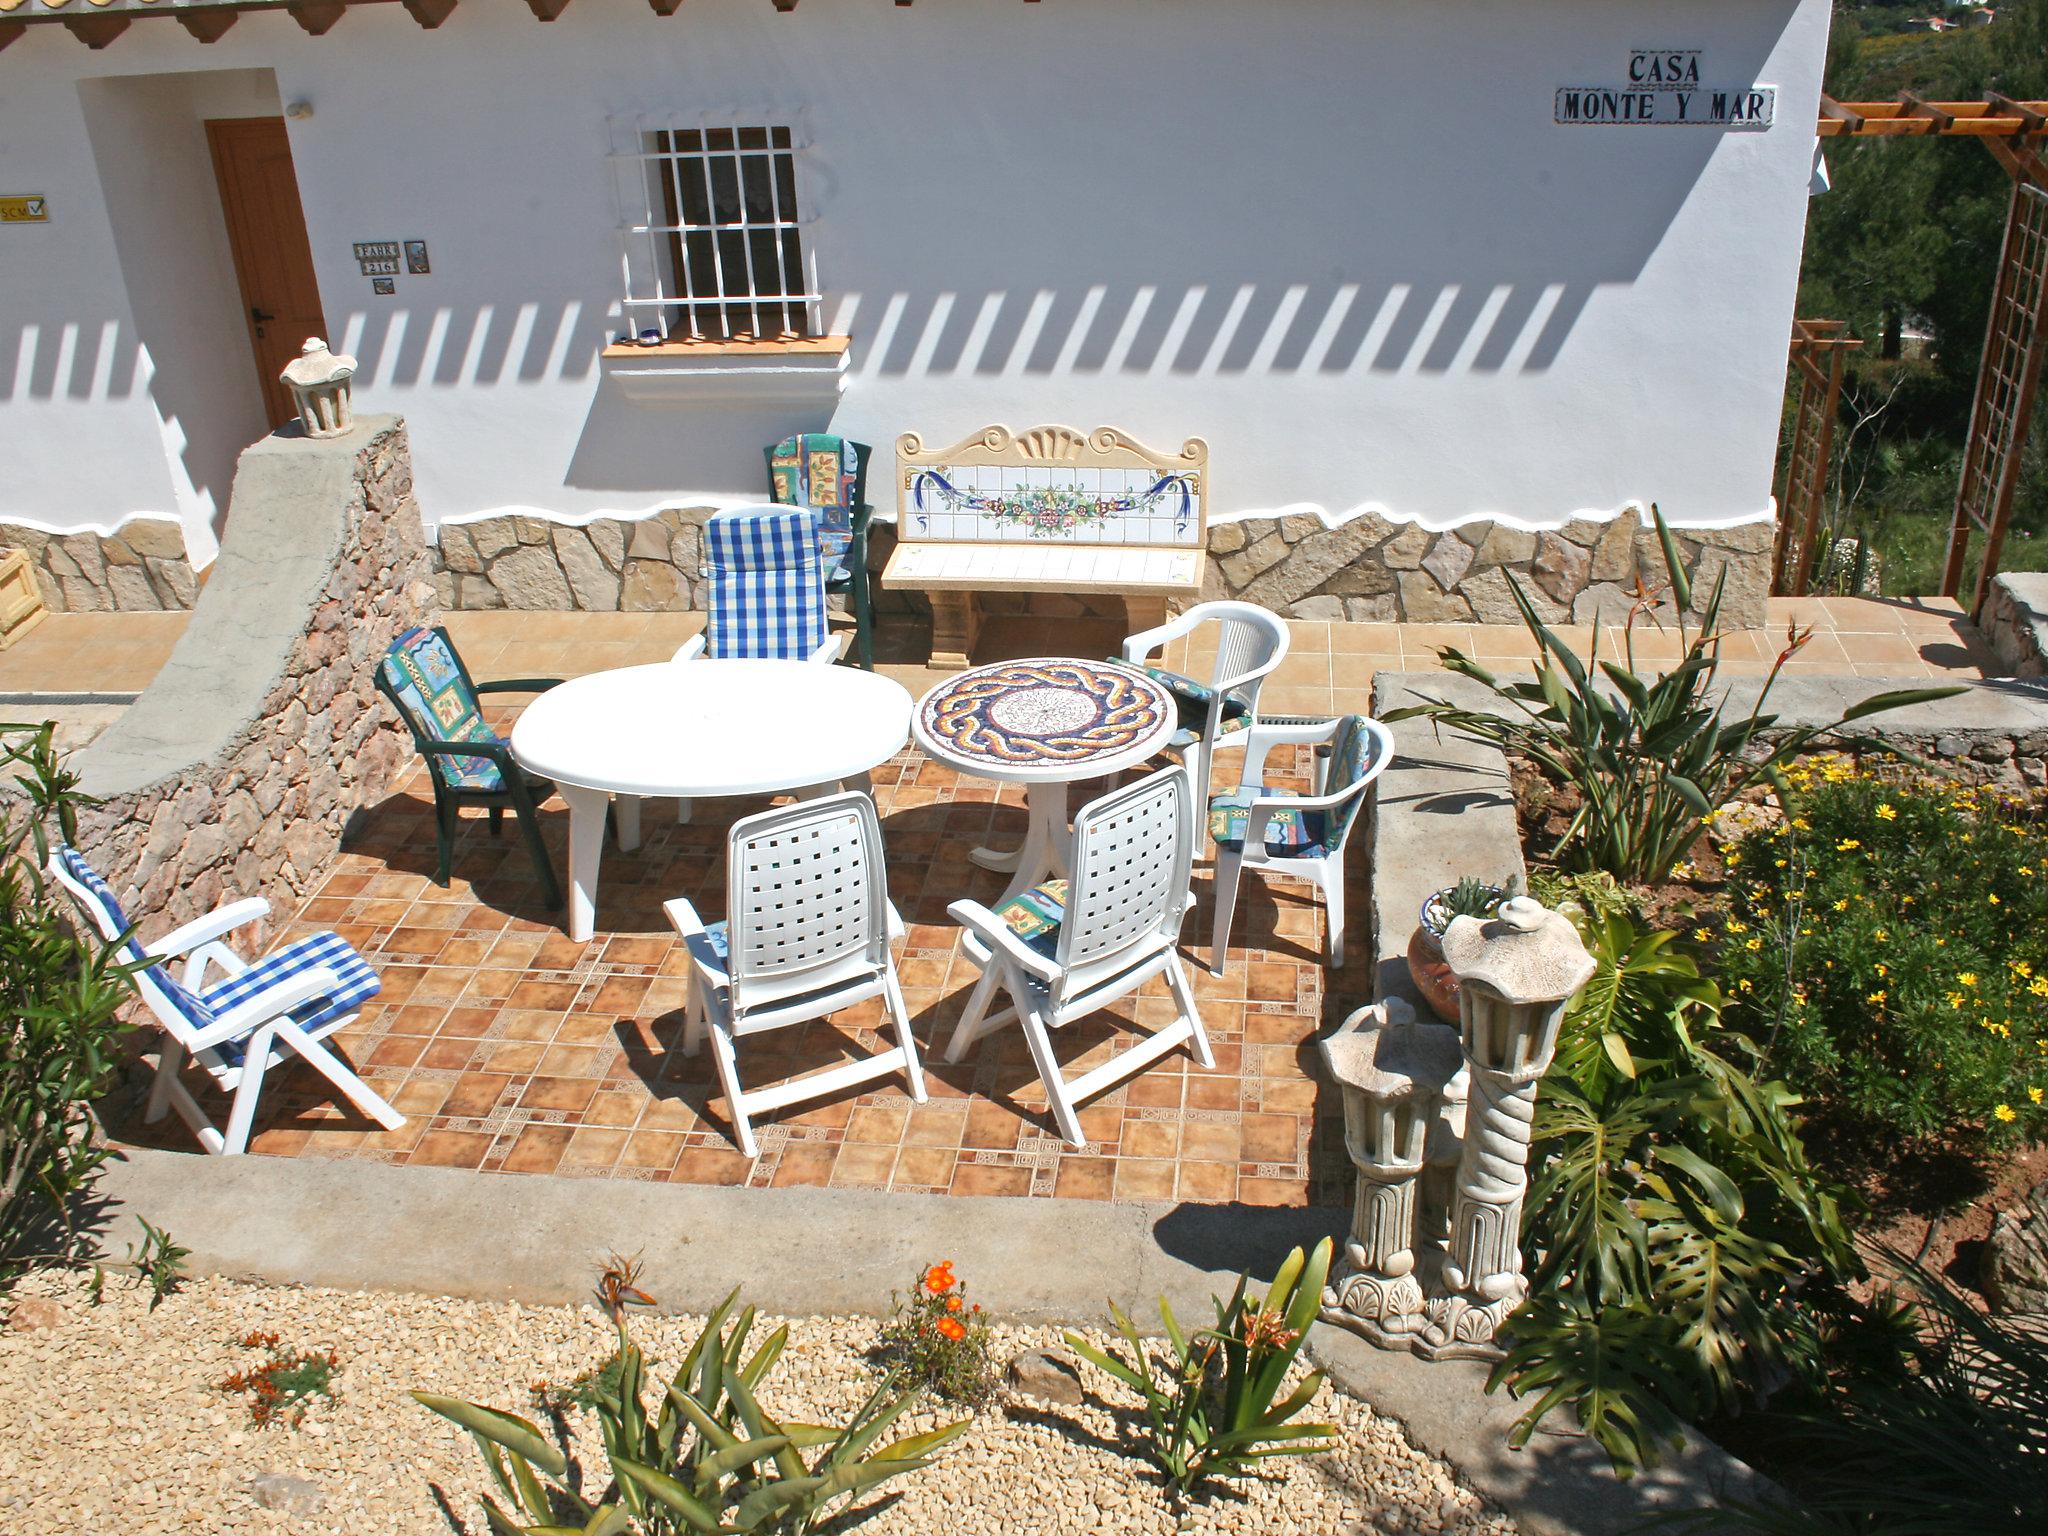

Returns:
53,845,379,1059
704,507,829,660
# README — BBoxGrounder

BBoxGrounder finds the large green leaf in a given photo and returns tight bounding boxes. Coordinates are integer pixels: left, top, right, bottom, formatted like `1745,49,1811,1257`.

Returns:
612,1459,723,1534
413,1393,568,1479
1650,503,1692,613
1491,1294,1694,1476
1838,685,1966,722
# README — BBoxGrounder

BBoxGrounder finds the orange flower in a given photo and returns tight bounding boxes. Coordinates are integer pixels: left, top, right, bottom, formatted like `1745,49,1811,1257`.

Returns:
946,1294,964,1312
936,1316,967,1342
924,1262,956,1294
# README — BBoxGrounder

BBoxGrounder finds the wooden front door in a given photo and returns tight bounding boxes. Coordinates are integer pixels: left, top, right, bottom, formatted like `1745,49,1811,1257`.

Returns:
206,118,327,429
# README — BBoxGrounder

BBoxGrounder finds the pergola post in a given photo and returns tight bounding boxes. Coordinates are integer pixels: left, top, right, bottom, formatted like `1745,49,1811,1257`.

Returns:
1773,319,1858,596
1942,170,2048,615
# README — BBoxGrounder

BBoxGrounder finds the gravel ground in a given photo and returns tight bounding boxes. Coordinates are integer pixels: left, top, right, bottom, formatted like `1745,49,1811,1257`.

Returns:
0,1269,1516,1536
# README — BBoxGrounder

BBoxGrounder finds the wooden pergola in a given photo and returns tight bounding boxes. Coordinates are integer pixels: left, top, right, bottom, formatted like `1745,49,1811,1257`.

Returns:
1812,95,2048,616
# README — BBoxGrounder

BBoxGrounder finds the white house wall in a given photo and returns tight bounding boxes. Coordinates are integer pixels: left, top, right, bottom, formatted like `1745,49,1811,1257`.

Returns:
0,0,1829,548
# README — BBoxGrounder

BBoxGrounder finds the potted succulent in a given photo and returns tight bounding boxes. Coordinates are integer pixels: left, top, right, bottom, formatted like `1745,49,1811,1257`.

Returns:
1407,876,1508,1022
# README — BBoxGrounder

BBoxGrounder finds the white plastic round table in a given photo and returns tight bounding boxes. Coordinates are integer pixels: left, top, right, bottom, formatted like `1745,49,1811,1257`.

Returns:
911,658,1177,902
511,660,912,941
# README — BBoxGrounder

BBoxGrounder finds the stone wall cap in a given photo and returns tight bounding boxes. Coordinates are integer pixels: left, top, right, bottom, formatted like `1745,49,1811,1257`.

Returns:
1441,898,1596,1003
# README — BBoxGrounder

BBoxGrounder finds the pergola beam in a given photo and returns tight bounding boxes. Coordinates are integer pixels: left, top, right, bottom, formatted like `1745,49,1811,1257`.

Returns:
401,0,456,26
0,20,24,51
525,0,571,17
1818,96,2048,137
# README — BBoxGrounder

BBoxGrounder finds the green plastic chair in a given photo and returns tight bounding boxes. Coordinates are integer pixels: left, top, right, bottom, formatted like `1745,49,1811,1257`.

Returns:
375,625,564,908
765,434,875,669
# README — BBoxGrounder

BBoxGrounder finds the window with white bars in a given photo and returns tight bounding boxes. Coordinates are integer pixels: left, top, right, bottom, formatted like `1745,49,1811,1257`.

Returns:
616,121,821,343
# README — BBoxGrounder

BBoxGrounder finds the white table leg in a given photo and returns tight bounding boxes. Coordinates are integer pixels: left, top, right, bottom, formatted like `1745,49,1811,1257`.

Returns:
561,783,609,943
615,793,643,852
995,781,1072,903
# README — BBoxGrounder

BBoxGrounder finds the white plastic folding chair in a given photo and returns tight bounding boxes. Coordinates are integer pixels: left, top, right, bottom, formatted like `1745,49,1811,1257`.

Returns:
1206,714,1395,973
1120,599,1290,802
49,844,403,1155
943,763,1212,1148
663,789,925,1158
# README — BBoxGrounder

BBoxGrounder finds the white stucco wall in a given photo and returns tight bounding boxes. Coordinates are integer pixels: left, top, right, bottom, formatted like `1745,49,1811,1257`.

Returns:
0,0,1829,544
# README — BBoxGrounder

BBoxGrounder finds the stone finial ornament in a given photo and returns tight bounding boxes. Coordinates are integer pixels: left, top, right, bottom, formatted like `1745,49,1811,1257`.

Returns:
280,338,357,439
1321,897,1596,1362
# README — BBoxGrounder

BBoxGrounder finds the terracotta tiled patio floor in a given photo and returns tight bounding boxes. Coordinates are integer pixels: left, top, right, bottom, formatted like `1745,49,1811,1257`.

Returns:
104,719,1365,1207
87,593,1997,1205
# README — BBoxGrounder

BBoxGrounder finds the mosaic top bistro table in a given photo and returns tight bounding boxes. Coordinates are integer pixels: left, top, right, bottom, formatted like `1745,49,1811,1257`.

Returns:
512,660,913,941
912,657,1177,902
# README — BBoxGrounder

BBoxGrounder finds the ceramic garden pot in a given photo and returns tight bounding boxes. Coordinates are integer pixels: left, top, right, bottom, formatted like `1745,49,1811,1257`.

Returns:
1406,886,1504,1024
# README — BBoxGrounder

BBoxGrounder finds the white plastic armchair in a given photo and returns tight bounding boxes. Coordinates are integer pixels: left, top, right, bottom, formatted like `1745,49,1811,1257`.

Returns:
943,764,1212,1148
1207,714,1395,973
1120,599,1289,801
48,846,402,1156
663,789,925,1158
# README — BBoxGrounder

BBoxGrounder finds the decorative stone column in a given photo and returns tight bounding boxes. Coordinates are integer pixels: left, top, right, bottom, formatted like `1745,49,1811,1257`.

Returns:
1318,998,1464,1344
280,338,357,438
1419,897,1595,1360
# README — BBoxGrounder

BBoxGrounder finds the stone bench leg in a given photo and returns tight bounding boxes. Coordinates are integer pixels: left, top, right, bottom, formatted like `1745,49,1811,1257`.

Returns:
929,590,981,670
1123,594,1169,637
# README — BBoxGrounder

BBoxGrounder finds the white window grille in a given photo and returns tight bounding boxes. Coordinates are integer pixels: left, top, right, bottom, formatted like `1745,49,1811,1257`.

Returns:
613,118,820,343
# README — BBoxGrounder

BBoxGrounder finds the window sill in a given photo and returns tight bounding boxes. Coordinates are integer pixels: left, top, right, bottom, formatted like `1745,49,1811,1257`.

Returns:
600,335,850,403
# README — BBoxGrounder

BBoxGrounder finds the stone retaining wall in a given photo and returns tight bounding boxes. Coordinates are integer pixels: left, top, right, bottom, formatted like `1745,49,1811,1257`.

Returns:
71,417,433,947
430,506,1773,628
1205,511,1773,627
1981,572,2048,679
0,516,198,611
430,508,710,612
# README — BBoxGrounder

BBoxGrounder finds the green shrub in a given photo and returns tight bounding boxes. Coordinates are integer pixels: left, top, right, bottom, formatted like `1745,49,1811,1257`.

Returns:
419,1282,964,1535
1065,1238,1336,1500
874,1259,999,1406
1383,506,1958,883
1708,1248,2048,1536
1717,762,2048,1152
0,721,136,1279
1525,868,1638,929
1497,913,1856,1476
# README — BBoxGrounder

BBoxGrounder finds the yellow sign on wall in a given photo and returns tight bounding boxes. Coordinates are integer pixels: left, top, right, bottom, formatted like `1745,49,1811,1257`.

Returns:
0,196,49,223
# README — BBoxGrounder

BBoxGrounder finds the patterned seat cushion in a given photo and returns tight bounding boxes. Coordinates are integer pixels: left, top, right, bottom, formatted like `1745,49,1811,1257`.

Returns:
768,434,860,583
382,628,507,792
201,931,382,1041
55,843,221,1037
1207,788,1331,859
1139,666,1252,743
993,880,1068,960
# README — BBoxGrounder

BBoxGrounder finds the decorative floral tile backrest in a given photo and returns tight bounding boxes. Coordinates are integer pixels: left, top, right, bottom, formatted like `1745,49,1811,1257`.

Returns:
896,424,1208,546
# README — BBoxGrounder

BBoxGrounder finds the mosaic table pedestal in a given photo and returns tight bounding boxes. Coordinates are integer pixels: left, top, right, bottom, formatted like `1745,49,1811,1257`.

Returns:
912,658,1177,902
